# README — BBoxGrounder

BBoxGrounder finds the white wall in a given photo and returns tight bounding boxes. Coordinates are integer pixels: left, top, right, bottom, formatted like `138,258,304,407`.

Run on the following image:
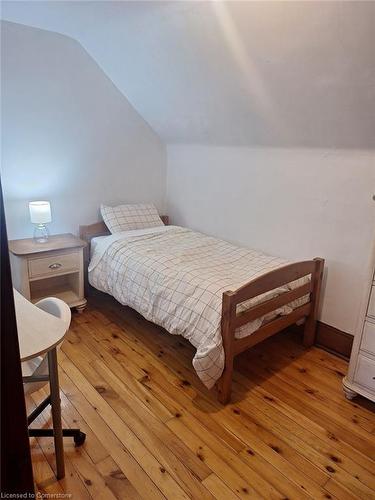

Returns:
1,21,166,239
167,145,375,335
3,1,374,149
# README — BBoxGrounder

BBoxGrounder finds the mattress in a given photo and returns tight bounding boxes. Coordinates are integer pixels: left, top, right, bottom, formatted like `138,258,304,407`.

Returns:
89,225,308,388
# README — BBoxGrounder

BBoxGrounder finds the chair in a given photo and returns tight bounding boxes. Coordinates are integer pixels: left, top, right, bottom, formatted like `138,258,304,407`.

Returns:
23,297,86,447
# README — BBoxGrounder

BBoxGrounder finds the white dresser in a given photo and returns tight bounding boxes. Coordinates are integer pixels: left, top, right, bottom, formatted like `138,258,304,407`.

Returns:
343,258,375,402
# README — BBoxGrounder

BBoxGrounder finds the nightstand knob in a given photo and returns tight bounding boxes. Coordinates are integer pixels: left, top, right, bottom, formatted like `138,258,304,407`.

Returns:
49,263,62,270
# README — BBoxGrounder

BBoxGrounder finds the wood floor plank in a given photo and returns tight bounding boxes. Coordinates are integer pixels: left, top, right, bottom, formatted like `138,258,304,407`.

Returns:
133,328,374,496
64,329,213,484
202,474,241,500
62,339,214,499
95,456,143,500
167,409,320,500
230,400,373,499
236,354,375,462
234,387,375,494
144,336,356,494
170,402,328,497
88,307,213,397
251,343,375,433
128,324,374,492
76,318,186,417
65,450,119,500
207,409,326,499
167,415,274,499
58,367,166,500
92,360,214,487
323,477,363,500
26,295,375,499
81,312,246,453
71,322,175,422
60,353,191,500
29,438,66,496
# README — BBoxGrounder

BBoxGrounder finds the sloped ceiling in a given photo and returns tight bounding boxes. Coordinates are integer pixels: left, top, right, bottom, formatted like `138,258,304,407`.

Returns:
2,1,375,148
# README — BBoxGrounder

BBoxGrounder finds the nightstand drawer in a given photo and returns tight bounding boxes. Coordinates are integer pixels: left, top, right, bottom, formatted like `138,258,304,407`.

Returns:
29,252,79,278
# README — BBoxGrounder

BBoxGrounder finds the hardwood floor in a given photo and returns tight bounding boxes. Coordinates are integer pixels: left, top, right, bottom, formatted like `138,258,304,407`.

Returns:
27,292,375,499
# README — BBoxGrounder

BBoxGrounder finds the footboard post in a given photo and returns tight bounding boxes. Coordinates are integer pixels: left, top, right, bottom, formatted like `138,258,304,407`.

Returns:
217,291,236,404
303,257,325,348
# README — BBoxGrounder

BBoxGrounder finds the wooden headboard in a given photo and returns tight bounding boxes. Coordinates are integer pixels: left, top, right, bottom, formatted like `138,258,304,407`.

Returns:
79,215,169,265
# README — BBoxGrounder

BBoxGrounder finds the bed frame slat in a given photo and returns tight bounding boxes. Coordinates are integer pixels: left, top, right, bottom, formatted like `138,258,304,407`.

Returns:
232,260,316,304
233,303,311,355
234,281,312,329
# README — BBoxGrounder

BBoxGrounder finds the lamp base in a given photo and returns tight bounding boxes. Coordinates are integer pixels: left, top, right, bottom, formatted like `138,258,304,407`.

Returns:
33,224,49,243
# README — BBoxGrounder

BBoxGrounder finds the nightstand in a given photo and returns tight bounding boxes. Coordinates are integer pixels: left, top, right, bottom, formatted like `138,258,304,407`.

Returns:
9,233,87,313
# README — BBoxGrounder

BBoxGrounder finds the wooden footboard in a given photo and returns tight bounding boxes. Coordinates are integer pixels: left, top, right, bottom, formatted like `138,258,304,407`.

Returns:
217,258,324,404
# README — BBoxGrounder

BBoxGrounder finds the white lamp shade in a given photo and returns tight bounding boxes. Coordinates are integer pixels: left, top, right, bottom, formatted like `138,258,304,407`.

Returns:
29,201,52,224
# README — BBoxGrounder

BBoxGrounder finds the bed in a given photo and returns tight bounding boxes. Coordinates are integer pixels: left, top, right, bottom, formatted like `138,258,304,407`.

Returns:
80,216,324,404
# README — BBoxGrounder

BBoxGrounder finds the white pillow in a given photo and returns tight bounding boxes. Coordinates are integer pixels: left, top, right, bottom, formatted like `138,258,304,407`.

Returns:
100,203,163,233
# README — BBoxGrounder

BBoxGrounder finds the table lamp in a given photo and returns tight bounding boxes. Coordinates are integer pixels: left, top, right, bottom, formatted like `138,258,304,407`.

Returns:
29,201,52,243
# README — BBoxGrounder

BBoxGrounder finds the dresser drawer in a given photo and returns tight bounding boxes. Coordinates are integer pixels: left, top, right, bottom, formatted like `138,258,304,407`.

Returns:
29,251,80,278
362,321,375,354
355,354,375,391
367,286,375,318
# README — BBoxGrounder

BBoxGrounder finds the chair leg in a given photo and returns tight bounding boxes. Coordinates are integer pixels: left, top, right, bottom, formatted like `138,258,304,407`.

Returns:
26,350,86,475
29,428,86,447
48,348,65,480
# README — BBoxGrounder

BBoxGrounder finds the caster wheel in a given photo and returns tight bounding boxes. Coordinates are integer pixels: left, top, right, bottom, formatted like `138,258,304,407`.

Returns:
74,431,86,447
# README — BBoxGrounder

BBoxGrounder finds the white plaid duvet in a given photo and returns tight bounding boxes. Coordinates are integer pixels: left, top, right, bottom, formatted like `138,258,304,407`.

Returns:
89,226,308,388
